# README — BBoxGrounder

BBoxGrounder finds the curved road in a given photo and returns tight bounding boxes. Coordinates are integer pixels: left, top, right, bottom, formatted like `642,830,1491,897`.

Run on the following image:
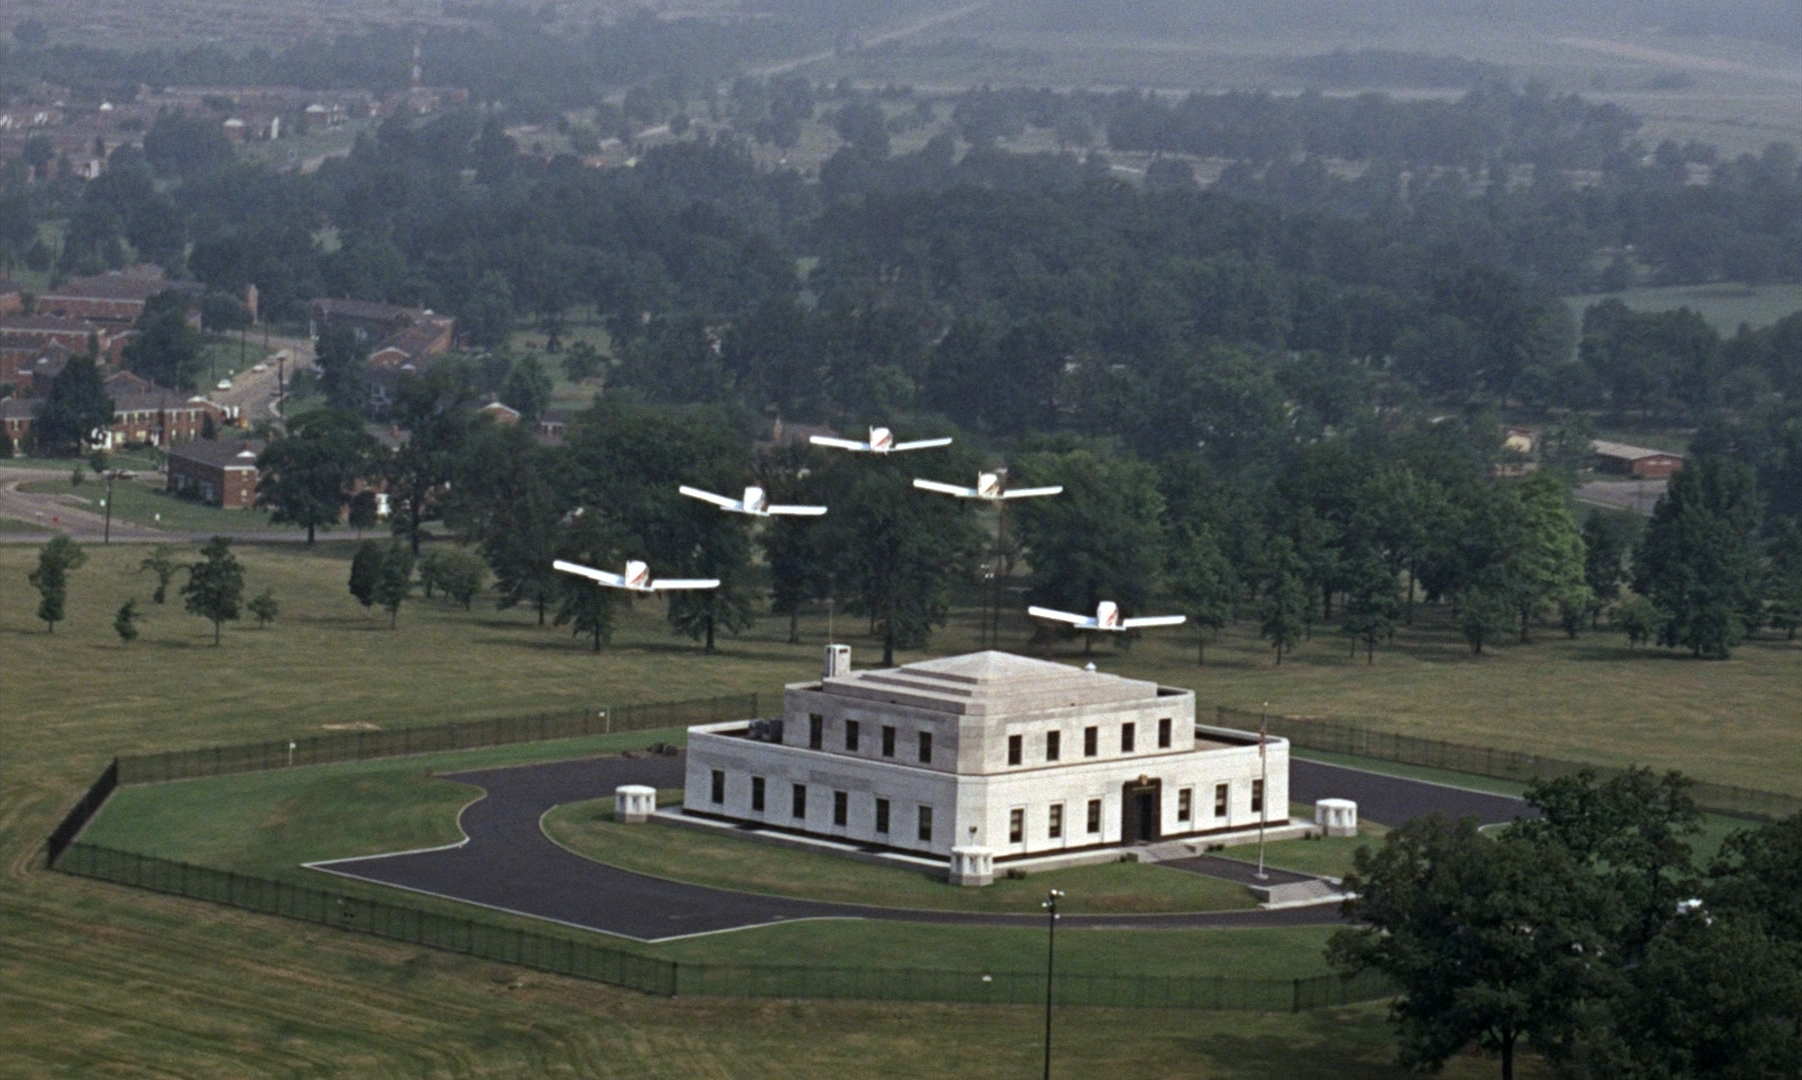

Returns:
311,753,1528,943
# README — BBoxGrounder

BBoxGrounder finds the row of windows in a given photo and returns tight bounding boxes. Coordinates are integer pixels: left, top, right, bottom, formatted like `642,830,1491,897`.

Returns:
711,770,934,841
1004,718,1174,766
809,714,933,763
1002,780,1266,844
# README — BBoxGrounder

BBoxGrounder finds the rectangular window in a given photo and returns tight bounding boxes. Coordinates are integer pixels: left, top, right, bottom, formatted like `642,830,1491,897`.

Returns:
917,805,933,842
1086,798,1102,834
1252,779,1265,815
845,719,860,752
750,776,765,812
1045,730,1061,762
833,790,848,827
1214,783,1229,818
1178,787,1193,822
792,784,807,819
918,731,933,764
709,769,725,805
1158,718,1172,748
1007,734,1023,766
1121,723,1136,753
1084,726,1098,757
1009,808,1025,844
881,725,896,757
808,714,823,750
1048,803,1064,839
875,798,890,834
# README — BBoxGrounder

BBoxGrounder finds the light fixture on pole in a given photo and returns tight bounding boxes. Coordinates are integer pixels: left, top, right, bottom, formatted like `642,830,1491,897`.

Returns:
1041,888,1064,1080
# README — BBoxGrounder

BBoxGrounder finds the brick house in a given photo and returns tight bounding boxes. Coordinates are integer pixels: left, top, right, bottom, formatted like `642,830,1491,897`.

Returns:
37,267,200,327
167,438,265,508
1,397,41,454
0,314,109,353
309,298,454,348
5,342,74,394
106,389,228,449
1592,440,1686,479
366,320,458,414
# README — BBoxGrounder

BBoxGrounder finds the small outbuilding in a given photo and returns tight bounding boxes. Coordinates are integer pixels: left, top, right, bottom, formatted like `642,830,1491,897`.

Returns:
1592,439,1685,479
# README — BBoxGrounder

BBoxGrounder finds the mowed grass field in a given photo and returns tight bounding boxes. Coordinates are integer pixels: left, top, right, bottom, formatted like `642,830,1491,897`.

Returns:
1566,282,1802,333
4,538,1792,1076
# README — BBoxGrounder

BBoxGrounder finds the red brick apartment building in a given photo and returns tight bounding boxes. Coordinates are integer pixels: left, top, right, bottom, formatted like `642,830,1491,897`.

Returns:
167,439,265,508
37,267,200,327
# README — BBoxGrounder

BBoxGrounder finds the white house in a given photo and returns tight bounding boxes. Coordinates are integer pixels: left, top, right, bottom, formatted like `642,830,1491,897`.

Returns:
682,648,1289,883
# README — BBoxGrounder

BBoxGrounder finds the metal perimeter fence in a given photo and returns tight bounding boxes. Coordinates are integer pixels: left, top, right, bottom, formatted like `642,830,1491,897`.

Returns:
54,843,1392,1012
1223,707,1802,823
114,693,760,785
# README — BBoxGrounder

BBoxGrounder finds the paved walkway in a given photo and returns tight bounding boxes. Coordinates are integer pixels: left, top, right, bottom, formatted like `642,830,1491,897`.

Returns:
311,753,1530,943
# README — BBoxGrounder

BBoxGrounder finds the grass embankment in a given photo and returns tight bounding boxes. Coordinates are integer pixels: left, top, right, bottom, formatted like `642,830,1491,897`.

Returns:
16,473,288,532
1565,281,1802,333
542,798,1254,915
2,540,1784,1076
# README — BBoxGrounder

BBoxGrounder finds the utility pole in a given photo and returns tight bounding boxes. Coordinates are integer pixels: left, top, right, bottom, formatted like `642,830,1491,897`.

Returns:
1041,888,1063,1080
102,469,117,544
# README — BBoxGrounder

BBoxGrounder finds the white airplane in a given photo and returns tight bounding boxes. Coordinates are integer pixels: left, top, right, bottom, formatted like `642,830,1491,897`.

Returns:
913,472,1063,500
553,559,719,593
679,484,826,517
1028,601,1187,632
810,426,953,454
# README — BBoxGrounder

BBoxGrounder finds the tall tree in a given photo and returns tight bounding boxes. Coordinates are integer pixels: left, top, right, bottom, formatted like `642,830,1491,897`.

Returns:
1258,536,1308,665
139,543,179,603
1011,441,1166,650
1497,471,1591,644
553,511,624,651
1340,542,1401,664
1168,525,1237,665
1634,456,1766,658
373,544,415,629
121,291,204,389
1330,815,1610,1080
313,323,371,413
182,536,244,645
348,540,383,611
28,535,86,632
1580,509,1637,629
255,409,382,544
815,456,982,665
33,356,113,456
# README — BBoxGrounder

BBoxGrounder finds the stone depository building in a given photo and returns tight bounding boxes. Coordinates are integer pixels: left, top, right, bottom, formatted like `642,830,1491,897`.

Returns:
682,648,1289,885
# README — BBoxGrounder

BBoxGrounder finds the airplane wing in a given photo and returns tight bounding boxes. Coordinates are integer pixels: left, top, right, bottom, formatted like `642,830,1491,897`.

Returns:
809,436,869,451
891,437,954,452
1028,606,1097,628
679,485,741,510
650,578,722,591
766,504,828,516
913,478,979,497
1121,615,1188,629
553,560,626,588
999,485,1064,499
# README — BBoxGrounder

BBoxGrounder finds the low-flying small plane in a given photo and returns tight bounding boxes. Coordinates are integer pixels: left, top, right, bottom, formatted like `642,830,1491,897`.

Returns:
1028,601,1187,631
552,559,719,592
913,472,1063,500
679,485,827,517
810,426,953,454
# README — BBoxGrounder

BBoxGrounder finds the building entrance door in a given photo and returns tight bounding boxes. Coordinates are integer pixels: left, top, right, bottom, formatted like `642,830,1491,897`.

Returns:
1121,779,1161,844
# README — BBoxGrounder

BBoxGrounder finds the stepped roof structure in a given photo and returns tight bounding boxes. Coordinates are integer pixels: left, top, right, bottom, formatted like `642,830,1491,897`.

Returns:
820,650,1158,716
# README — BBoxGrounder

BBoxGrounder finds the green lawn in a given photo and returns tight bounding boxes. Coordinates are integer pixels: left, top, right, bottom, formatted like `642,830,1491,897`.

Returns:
18,473,291,532
1,540,1782,1076
543,798,1254,915
1566,282,1802,333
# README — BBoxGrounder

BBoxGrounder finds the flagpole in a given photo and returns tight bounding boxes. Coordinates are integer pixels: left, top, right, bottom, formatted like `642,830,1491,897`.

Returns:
1256,701,1269,881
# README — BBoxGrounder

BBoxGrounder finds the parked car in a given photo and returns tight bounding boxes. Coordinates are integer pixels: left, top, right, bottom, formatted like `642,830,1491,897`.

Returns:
216,379,233,390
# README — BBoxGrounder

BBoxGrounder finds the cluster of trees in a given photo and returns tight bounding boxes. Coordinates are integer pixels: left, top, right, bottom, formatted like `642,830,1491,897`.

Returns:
251,357,1798,664
1335,771,1802,1079
27,536,275,644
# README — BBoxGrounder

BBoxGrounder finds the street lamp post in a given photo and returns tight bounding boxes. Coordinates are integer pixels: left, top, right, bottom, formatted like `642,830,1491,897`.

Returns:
1041,888,1064,1080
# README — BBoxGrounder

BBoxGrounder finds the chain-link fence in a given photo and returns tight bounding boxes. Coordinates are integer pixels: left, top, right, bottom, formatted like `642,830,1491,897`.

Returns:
45,759,117,866
57,843,679,995
1221,707,1801,822
56,842,1390,1012
114,694,759,785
